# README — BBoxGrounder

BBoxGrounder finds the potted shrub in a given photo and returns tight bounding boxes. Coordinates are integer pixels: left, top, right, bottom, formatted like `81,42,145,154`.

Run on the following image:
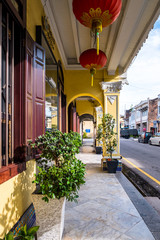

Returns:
31,129,85,240
99,113,118,173
16,225,39,240
96,124,103,154
0,232,14,240
0,225,39,240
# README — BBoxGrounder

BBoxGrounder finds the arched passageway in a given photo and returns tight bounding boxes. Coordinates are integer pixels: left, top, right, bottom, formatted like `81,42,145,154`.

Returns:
68,95,103,153
80,113,95,153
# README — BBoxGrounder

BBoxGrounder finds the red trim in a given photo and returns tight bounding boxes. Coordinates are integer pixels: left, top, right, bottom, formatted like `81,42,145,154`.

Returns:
61,91,66,133
0,162,26,184
73,107,77,132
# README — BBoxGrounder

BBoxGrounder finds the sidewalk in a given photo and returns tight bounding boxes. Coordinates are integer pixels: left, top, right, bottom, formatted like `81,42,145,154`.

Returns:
63,152,155,240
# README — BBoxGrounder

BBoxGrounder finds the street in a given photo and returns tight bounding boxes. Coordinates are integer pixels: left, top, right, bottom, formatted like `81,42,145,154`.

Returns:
120,138,160,192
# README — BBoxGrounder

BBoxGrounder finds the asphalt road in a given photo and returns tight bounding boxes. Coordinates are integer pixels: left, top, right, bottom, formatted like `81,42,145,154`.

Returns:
120,137,160,192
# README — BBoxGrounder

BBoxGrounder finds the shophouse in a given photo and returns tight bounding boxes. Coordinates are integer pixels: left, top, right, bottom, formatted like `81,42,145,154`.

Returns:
123,109,131,128
0,0,160,237
129,97,158,133
156,94,160,132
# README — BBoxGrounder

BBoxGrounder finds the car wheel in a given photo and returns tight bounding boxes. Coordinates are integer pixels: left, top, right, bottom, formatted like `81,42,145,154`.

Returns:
148,140,151,145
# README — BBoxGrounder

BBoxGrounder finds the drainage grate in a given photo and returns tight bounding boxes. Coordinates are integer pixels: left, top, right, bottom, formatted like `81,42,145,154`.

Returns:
122,164,160,198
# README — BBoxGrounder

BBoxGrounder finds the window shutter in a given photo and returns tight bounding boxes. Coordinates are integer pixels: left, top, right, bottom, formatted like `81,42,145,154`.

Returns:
33,42,45,139
25,33,34,143
25,34,45,143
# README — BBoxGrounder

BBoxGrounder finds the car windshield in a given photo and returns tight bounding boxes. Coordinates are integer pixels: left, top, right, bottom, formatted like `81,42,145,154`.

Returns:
145,132,151,136
155,133,160,137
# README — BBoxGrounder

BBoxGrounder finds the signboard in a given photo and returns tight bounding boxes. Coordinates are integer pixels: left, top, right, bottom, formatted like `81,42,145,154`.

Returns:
85,129,90,133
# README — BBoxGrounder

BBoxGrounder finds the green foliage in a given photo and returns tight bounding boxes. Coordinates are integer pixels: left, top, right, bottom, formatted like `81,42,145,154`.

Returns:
96,124,103,145
82,132,88,138
16,225,39,240
0,232,14,240
31,129,85,202
0,225,39,240
98,113,117,159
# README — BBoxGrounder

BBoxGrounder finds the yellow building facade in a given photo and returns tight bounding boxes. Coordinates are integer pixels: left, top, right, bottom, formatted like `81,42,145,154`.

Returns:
0,0,159,237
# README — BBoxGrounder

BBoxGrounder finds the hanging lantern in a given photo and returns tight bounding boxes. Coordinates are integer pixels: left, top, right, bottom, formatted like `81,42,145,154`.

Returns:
79,48,107,86
73,0,122,55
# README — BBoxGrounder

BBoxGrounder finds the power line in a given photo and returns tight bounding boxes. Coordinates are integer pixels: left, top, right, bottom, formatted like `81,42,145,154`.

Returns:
126,83,160,92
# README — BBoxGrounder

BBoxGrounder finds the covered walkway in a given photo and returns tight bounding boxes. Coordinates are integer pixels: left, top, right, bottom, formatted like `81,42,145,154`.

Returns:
63,151,155,240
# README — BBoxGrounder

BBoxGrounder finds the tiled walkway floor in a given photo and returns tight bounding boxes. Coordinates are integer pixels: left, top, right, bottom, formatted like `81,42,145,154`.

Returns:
63,153,155,240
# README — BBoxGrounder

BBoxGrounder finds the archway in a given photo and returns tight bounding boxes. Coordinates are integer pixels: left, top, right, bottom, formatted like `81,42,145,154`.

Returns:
79,114,95,149
67,95,103,153
67,93,103,110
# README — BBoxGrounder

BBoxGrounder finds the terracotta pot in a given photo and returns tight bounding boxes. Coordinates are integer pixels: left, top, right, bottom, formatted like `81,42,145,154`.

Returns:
32,194,66,240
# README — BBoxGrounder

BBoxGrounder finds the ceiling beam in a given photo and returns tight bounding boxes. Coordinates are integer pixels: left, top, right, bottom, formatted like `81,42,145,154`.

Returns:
105,0,127,75
124,1,160,72
67,0,80,63
107,0,148,75
41,0,67,68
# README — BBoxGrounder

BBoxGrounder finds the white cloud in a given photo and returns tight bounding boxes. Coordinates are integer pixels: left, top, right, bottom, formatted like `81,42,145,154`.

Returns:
120,17,160,114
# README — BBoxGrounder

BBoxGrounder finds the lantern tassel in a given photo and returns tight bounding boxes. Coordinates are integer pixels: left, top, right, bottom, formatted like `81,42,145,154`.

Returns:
91,74,93,87
97,32,99,55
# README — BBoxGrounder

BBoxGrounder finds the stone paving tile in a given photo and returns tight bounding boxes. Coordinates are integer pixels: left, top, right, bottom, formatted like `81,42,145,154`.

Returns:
63,153,155,240
124,220,155,240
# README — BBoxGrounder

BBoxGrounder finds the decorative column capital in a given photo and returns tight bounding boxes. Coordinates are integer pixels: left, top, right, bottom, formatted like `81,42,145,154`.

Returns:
95,106,103,112
100,80,128,92
100,73,128,93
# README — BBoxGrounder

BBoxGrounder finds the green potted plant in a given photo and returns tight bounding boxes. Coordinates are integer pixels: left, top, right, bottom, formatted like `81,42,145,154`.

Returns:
0,225,39,240
31,129,85,239
0,232,14,240
96,124,103,154
99,113,118,173
16,225,39,240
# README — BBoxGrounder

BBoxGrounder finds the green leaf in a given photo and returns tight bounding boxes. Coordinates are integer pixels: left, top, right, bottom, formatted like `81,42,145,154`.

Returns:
2,232,14,240
27,226,39,235
31,129,85,202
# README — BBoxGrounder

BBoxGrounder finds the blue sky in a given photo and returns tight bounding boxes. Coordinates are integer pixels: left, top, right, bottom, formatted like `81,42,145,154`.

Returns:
120,16,160,115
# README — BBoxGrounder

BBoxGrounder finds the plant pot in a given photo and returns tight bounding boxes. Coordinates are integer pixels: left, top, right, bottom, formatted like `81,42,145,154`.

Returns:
96,146,102,154
107,159,118,173
32,194,66,240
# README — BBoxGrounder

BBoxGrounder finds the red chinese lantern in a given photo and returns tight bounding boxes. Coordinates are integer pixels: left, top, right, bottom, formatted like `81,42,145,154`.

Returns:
73,0,122,55
79,48,107,86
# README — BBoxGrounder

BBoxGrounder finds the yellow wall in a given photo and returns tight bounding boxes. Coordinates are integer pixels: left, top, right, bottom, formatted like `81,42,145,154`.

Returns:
27,0,65,74
0,161,36,238
76,100,94,116
65,70,104,108
83,121,94,138
64,68,121,109
27,0,44,41
103,92,120,157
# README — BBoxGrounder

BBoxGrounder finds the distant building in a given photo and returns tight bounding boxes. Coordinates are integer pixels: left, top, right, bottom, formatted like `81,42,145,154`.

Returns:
156,94,160,132
120,115,125,129
128,97,159,133
148,98,158,134
124,110,131,128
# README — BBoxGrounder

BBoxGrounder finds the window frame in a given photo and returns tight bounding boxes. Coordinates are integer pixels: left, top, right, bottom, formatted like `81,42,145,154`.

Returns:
0,4,15,167
0,3,2,168
0,2,26,182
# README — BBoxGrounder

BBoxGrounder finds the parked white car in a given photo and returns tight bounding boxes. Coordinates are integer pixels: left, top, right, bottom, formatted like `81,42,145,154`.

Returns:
148,132,160,146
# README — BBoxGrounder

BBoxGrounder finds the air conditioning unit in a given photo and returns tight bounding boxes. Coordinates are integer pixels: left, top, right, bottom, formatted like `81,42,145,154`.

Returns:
45,76,56,89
